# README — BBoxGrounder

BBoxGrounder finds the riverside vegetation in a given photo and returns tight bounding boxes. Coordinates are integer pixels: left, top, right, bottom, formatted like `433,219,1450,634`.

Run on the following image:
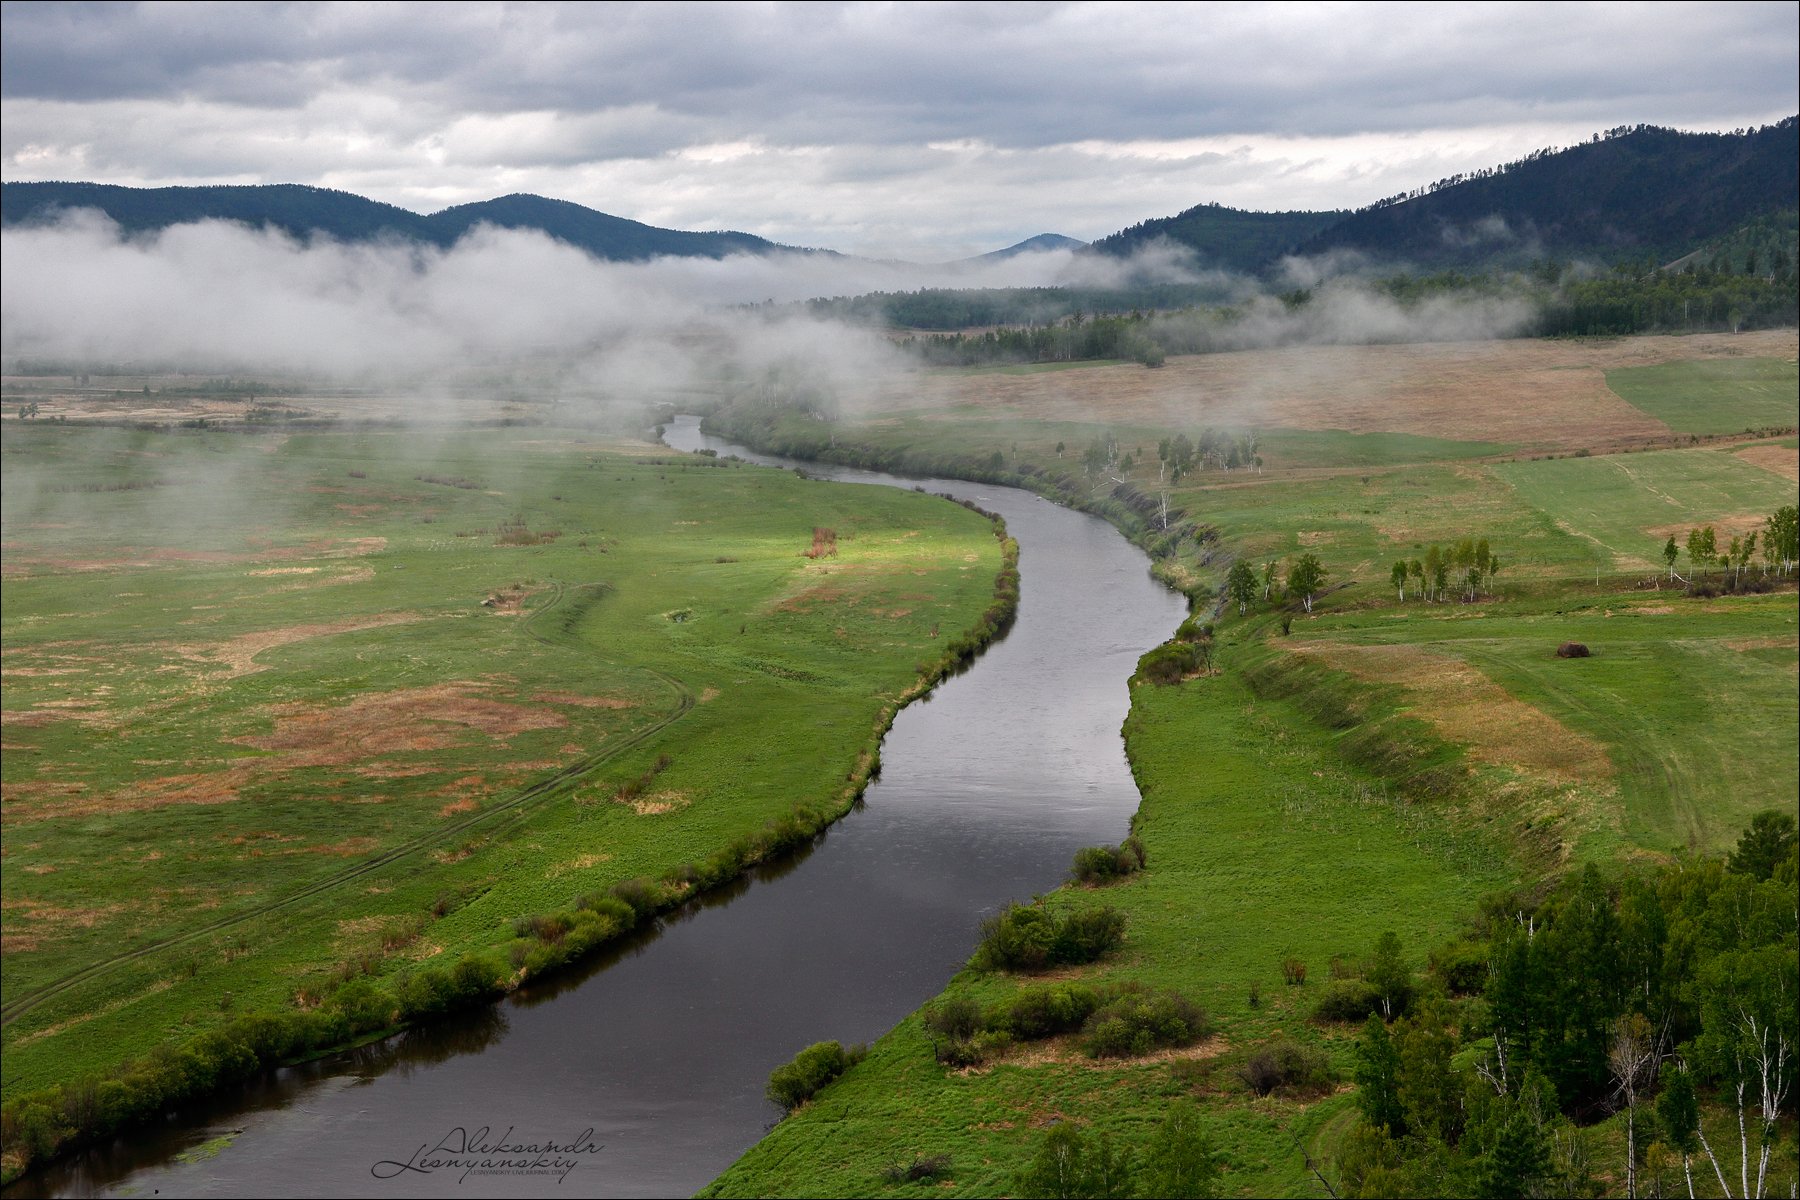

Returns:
700,334,1798,1197
0,422,1017,1182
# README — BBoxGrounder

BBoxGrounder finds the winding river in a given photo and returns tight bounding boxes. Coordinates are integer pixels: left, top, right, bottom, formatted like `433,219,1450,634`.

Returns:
9,416,1185,1199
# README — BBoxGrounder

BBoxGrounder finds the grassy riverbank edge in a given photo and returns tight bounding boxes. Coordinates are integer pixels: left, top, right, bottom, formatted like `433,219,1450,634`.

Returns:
0,484,1020,1188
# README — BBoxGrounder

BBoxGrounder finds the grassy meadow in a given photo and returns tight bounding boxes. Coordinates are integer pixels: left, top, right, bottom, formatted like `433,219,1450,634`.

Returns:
0,423,1005,1103
706,338,1798,1196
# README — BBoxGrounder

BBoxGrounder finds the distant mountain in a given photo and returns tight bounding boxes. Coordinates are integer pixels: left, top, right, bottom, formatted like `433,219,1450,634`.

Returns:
1088,205,1343,273
423,193,812,261
962,233,1086,263
0,182,817,262
1295,119,1799,268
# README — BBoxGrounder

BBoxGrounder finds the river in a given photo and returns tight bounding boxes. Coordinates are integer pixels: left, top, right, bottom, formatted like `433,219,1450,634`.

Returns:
9,416,1185,1198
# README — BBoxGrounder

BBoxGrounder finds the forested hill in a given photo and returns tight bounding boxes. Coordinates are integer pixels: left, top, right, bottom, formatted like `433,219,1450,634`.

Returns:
0,182,810,262
1295,119,1800,268
1088,204,1343,272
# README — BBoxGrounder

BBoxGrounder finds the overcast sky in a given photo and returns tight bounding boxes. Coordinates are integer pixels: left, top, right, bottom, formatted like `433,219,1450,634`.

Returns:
3,1,1795,260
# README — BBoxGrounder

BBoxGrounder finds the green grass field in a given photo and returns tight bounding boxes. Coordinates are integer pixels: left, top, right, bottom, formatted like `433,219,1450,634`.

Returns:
0,423,1003,1099
1493,446,1797,570
1605,357,1800,434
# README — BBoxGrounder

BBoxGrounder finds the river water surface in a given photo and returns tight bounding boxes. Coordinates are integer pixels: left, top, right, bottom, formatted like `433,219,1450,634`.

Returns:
10,416,1184,1198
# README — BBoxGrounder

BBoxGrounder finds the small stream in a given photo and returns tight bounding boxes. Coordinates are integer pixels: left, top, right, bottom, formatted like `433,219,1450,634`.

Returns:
9,416,1185,1198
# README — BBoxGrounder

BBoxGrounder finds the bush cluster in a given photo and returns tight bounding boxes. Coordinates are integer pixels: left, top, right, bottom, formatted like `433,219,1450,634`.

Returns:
765,1040,865,1111
1069,835,1146,884
1237,1037,1335,1097
1082,985,1212,1058
1137,640,1209,685
973,903,1127,972
925,981,1209,1067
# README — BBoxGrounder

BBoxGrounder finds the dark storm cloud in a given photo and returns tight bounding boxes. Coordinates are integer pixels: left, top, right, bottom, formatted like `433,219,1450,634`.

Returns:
4,1,1793,144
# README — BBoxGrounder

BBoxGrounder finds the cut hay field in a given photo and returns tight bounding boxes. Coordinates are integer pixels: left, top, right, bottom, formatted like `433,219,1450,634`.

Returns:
0,423,1004,1102
705,330,1799,1197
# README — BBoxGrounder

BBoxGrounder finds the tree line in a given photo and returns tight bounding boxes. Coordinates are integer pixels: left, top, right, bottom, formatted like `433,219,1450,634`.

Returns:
1331,812,1797,1199
1662,506,1799,589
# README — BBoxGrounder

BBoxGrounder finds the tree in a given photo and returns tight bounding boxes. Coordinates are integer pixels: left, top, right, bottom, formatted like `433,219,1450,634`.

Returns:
1367,931,1411,1020
1409,559,1424,597
1355,1014,1407,1134
1687,526,1717,579
1693,946,1797,1199
1014,1123,1133,1199
1656,1066,1701,1199
1764,505,1797,575
1608,1013,1658,1199
1261,560,1278,601
1016,1123,1092,1199
1139,1100,1221,1198
1727,811,1797,881
1391,560,1410,601
1227,561,1258,615
1286,553,1327,614
1423,545,1443,601
1663,535,1681,580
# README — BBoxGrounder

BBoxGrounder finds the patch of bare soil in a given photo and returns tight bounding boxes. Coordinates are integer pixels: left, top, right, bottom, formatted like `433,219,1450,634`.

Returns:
863,331,1797,450
618,789,689,816
1734,443,1800,482
238,681,567,766
182,612,428,679
1645,513,1772,543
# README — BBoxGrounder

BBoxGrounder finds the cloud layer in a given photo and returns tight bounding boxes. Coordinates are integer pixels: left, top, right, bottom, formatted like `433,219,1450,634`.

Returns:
4,2,1795,257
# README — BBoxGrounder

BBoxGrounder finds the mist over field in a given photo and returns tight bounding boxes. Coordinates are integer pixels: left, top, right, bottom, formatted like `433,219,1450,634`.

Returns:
2,210,1545,404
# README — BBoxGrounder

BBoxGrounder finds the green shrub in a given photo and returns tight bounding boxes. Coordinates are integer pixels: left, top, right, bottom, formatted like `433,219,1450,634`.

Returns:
989,985,1102,1040
1429,940,1490,995
976,904,1127,971
1070,838,1146,885
1238,1037,1335,1096
975,904,1059,970
1082,987,1210,1058
1138,641,1205,685
766,1040,865,1111
608,876,666,917
924,996,983,1042
1054,906,1127,964
1314,979,1382,1023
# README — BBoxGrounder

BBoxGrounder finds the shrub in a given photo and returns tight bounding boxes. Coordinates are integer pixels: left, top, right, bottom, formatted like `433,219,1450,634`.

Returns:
1071,836,1147,885
1138,641,1205,685
880,1154,952,1184
1053,907,1127,965
573,893,637,929
1429,941,1490,995
975,904,1058,970
1314,979,1382,1023
327,979,395,1035
990,985,1102,1040
1281,957,1308,986
766,1040,864,1111
1238,1037,1335,1097
923,996,983,1042
1082,987,1210,1058
608,876,666,918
